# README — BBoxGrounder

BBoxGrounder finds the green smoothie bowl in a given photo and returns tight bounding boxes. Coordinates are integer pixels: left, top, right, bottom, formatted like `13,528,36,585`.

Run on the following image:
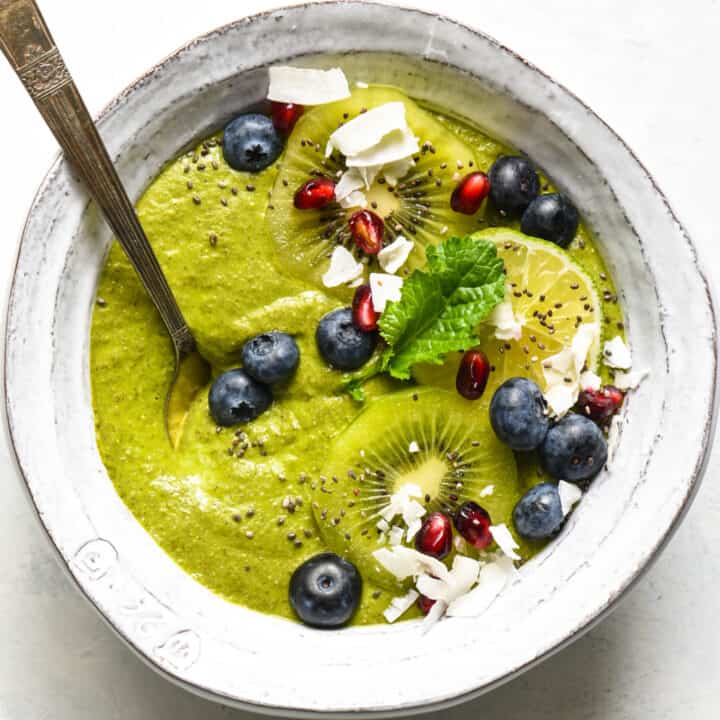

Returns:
4,3,717,717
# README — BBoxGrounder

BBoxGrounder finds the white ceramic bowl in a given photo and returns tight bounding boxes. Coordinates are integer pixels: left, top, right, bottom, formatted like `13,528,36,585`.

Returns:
4,3,718,717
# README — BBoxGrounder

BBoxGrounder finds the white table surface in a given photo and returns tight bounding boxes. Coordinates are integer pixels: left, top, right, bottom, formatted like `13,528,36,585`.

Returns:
1,1,718,717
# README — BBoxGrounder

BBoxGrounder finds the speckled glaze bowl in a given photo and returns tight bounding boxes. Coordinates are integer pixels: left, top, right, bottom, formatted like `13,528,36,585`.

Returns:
4,2,718,717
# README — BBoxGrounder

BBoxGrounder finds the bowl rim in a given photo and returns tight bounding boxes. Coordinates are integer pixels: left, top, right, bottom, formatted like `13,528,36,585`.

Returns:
3,2,718,717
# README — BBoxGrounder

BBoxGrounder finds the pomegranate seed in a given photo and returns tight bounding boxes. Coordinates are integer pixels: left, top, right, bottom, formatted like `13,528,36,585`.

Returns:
294,178,336,210
576,385,624,426
352,284,380,332
348,209,384,255
417,594,437,615
456,349,490,400
415,512,452,559
454,502,492,550
450,171,491,215
271,101,304,134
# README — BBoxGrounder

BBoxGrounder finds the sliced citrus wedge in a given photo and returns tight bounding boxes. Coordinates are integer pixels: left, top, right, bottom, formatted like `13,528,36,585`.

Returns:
414,228,602,394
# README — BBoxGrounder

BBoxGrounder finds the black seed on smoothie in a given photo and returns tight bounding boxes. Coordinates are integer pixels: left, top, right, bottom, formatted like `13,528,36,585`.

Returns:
231,187,238,196
212,160,219,170
220,198,228,207
192,194,201,205
372,591,381,600
197,163,206,171
209,232,218,247
232,513,241,523
96,297,107,307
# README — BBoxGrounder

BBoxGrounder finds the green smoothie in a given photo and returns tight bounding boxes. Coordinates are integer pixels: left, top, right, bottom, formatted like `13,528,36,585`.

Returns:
90,90,622,625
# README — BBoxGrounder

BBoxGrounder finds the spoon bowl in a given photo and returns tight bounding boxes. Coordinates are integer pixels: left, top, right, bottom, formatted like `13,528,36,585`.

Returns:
0,0,211,447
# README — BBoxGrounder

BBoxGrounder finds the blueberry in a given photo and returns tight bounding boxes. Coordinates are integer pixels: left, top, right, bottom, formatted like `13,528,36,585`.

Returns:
490,377,549,451
488,155,540,216
513,482,564,539
540,413,608,483
316,308,377,370
208,369,272,427
289,552,362,628
223,113,283,172
242,332,299,384
521,193,579,248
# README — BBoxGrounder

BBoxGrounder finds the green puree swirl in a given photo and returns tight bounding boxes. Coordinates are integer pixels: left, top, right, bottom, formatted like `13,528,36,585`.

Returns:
90,112,622,625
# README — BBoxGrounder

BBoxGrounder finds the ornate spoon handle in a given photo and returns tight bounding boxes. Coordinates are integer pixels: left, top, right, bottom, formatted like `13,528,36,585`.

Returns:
0,0,194,351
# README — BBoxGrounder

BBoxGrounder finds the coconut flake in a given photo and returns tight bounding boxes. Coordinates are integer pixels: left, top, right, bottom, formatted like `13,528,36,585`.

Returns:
544,384,578,418
480,484,495,498
373,546,448,581
490,524,521,561
446,556,517,617
579,370,602,391
383,589,418,623
338,189,367,209
268,66,350,105
603,336,632,370
487,299,523,341
543,323,600,417
327,102,408,157
355,80,369,89
379,483,423,522
335,168,365,202
388,526,404,546
613,368,649,391
358,165,382,189
378,236,414,274
322,246,364,287
370,273,403,312
558,480,582,517
408,440,420,454
416,555,480,604
406,518,423,542
376,518,390,532
346,128,420,168
420,598,448,633
383,157,416,186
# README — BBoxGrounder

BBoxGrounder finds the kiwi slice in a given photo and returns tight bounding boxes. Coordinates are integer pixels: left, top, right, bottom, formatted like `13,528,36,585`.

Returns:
311,387,520,590
268,86,484,291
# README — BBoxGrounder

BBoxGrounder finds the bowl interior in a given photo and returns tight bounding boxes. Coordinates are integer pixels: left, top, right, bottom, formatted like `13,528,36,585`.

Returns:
5,4,716,717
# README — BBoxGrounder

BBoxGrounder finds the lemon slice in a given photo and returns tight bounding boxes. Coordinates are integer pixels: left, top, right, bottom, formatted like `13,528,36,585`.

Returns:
415,228,602,394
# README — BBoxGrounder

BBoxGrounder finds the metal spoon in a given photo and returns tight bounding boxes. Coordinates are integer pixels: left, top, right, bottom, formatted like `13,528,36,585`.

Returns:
0,0,211,447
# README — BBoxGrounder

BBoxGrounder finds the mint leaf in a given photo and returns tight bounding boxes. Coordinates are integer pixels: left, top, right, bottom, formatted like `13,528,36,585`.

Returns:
378,236,505,380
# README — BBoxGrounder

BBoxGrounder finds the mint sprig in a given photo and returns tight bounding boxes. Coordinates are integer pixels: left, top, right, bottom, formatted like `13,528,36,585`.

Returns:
343,235,505,395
